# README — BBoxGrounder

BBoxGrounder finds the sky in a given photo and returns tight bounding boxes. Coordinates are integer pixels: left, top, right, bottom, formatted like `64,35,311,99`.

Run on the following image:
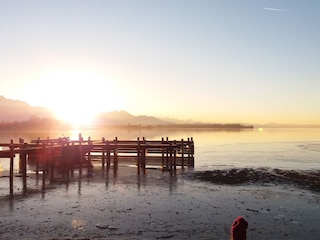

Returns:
1,0,320,125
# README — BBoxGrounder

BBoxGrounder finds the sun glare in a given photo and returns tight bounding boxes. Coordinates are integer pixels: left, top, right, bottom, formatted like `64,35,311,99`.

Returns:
28,69,123,127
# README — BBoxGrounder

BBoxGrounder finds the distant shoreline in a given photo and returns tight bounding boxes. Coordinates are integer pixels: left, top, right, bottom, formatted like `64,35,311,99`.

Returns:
125,123,254,130
0,118,254,131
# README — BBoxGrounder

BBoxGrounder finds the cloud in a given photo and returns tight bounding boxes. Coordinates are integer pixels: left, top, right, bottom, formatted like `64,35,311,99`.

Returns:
263,7,286,12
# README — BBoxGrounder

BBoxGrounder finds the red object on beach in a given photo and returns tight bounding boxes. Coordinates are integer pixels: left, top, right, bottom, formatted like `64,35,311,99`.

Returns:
231,216,248,240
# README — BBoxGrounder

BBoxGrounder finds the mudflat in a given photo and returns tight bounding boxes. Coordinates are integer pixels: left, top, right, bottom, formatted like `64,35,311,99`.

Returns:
0,165,320,240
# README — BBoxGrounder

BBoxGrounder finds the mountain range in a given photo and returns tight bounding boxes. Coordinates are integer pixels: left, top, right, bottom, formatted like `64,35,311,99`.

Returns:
0,95,182,126
0,95,256,129
93,110,173,126
0,96,54,122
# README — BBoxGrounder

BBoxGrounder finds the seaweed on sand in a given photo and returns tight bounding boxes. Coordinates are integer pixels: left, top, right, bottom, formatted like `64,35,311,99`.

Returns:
186,168,320,193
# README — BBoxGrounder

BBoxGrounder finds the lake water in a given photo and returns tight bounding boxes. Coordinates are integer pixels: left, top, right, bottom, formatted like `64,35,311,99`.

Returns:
0,127,320,174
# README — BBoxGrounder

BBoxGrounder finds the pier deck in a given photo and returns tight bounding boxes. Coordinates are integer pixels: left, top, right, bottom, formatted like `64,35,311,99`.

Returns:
0,134,194,195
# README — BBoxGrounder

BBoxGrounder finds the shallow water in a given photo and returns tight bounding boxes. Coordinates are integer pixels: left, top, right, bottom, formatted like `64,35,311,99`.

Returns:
1,128,320,239
0,127,320,175
194,128,320,171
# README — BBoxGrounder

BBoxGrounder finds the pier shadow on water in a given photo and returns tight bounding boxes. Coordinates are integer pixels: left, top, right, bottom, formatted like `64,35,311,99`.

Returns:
0,159,183,206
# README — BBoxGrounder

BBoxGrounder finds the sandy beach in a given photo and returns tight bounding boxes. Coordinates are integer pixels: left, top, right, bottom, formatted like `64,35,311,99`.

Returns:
1,165,320,240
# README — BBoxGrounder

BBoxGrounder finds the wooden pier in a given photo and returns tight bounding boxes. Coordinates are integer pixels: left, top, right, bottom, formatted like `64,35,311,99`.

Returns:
0,134,194,195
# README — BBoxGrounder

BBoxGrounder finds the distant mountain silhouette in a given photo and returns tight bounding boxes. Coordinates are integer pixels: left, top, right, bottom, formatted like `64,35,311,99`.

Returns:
93,111,254,129
0,96,54,122
159,116,198,124
93,110,170,126
0,96,254,129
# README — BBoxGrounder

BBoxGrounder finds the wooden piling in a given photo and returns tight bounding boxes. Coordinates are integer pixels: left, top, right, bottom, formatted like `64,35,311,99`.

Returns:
79,134,83,176
181,139,185,169
35,137,40,175
106,140,111,167
9,140,14,196
21,141,28,191
101,137,106,168
161,137,165,169
136,137,141,169
42,142,46,190
142,146,146,173
113,137,118,168
49,141,55,182
173,140,177,171
190,137,194,167
165,137,169,170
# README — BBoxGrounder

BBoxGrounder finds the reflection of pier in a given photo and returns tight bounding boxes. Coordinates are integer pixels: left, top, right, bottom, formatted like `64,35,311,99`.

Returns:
0,134,194,196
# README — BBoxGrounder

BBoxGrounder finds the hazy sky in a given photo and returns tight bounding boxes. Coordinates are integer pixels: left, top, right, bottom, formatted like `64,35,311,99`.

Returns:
1,0,320,125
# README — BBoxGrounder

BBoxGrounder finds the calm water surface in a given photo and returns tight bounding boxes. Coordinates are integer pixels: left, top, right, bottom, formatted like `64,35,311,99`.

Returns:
0,128,319,174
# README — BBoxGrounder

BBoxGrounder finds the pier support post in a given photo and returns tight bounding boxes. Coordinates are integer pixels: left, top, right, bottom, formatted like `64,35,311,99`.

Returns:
161,137,165,169
42,142,46,190
102,137,106,168
79,134,83,176
21,142,28,191
137,138,141,171
114,137,118,168
9,140,14,196
187,138,191,167
19,138,23,174
169,142,173,172
35,137,40,175
181,139,185,169
173,140,177,172
106,141,111,168
190,137,194,167
87,137,92,174
49,142,55,182
165,137,169,171
142,146,146,174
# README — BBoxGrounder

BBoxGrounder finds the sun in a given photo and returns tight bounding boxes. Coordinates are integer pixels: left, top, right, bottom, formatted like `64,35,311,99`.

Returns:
28,69,124,128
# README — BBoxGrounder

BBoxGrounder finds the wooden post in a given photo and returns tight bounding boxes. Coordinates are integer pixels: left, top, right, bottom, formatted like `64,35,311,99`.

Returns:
79,134,83,176
106,140,110,168
42,142,46,190
88,137,92,163
169,141,173,172
187,138,191,167
114,137,118,168
45,138,50,177
102,137,105,168
71,142,76,177
19,138,23,173
190,137,194,167
50,141,55,182
181,139,185,169
142,146,146,174
161,137,165,169
87,137,92,173
64,142,70,179
165,137,169,170
173,140,177,171
137,137,141,170
36,137,40,175
22,141,28,191
9,140,14,196
142,137,146,173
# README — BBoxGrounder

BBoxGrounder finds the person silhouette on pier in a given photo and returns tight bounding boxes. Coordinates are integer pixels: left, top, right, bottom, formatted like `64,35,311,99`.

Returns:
231,216,248,240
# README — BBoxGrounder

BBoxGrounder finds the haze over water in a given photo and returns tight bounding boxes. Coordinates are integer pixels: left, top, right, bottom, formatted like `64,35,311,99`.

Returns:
0,128,319,174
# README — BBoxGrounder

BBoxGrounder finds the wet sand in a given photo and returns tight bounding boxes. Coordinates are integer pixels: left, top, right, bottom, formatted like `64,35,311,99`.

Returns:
1,166,320,240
